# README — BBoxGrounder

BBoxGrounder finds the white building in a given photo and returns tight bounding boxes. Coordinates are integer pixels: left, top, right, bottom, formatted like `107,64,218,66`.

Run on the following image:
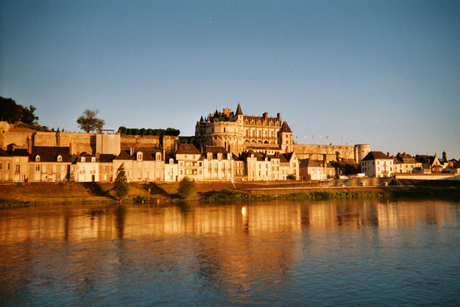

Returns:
361,151,394,178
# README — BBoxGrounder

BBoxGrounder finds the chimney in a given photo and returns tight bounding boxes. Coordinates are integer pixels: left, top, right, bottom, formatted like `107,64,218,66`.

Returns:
387,152,390,157
130,146,134,156
277,113,281,121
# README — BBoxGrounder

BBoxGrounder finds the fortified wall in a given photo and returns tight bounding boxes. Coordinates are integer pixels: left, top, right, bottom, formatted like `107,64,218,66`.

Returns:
0,121,370,162
293,144,370,164
120,135,178,153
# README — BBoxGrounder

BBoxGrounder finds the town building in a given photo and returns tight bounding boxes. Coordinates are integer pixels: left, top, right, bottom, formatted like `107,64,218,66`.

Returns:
360,151,394,178
28,146,72,182
392,152,422,174
202,146,234,181
0,147,29,182
300,159,335,181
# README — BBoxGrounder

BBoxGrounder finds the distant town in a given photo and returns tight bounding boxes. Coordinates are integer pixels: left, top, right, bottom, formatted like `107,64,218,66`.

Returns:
0,101,459,184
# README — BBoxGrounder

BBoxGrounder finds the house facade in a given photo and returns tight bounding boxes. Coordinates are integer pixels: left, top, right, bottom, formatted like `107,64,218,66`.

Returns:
360,151,394,178
28,147,72,182
0,148,29,182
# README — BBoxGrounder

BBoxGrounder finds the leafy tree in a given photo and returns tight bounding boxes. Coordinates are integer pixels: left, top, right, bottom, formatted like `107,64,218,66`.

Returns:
77,109,105,133
114,163,129,200
165,127,180,136
0,97,22,123
20,105,39,124
177,177,195,200
118,126,127,134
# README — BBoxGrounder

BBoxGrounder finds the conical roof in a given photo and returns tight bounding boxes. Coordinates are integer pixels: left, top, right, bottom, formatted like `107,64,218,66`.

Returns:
280,121,292,133
236,103,243,115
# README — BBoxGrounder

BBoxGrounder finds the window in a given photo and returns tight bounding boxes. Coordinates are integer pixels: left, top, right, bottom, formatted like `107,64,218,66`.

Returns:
0,163,2,170
35,155,40,162
35,165,40,171
91,157,96,162
15,165,20,173
57,155,62,162
137,152,143,161
7,163,10,170
81,157,85,162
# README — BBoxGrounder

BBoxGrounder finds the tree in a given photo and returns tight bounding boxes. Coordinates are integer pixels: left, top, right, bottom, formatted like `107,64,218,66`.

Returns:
165,127,180,136
20,105,39,124
77,109,105,133
114,163,129,200
177,177,195,200
0,97,22,123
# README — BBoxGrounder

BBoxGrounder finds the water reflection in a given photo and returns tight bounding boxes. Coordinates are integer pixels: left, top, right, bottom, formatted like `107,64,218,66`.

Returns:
0,199,459,306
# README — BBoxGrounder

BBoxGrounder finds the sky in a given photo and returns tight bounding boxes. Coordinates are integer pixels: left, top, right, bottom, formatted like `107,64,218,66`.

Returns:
1,0,459,159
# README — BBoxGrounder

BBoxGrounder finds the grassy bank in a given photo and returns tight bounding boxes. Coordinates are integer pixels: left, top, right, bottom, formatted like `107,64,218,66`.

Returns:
205,187,460,202
0,182,459,208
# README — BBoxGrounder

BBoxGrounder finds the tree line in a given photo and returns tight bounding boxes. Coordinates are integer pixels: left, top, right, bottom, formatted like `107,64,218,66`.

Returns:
117,126,180,136
1,97,180,136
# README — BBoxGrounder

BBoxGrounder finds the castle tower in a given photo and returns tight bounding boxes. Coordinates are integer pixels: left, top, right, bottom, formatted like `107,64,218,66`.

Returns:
280,121,293,153
354,144,371,164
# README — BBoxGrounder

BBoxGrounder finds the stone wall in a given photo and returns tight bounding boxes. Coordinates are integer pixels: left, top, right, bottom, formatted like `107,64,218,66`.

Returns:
120,135,162,151
293,144,355,161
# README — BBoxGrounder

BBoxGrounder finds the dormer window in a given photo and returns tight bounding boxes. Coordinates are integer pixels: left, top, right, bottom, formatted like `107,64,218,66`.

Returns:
156,152,161,160
81,157,86,162
91,157,96,162
137,152,143,161
57,155,62,162
169,158,174,164
35,155,40,162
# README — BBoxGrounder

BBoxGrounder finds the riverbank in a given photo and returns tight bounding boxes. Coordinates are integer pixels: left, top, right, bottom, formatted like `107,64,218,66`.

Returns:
1,181,459,208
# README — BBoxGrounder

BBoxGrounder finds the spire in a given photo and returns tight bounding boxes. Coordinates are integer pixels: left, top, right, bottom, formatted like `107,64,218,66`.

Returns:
280,121,292,133
236,102,243,115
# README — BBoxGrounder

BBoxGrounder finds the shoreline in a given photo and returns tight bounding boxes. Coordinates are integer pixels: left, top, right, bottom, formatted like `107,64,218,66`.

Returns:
1,181,459,208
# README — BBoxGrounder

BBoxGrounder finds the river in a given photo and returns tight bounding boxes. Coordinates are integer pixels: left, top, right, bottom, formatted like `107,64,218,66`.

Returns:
1,199,459,306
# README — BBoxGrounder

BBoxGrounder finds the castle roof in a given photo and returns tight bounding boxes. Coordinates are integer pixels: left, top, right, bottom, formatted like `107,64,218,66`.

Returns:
236,103,243,115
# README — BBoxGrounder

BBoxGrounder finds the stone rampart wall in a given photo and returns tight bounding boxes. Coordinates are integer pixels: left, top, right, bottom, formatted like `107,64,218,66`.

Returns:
120,135,162,150
293,144,355,161
0,131,33,150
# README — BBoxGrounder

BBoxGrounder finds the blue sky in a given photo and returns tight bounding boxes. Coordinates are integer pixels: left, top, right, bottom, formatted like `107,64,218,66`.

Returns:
1,0,459,158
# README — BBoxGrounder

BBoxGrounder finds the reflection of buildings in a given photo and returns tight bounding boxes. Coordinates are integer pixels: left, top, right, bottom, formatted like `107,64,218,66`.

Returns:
1,201,457,243
1,200,458,304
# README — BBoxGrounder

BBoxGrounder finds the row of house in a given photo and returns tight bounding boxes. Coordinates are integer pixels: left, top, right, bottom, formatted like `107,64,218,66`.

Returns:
4,143,456,184
0,144,300,183
360,151,460,178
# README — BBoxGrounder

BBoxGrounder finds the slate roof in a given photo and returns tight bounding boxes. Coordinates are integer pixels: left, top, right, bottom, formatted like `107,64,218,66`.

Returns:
361,151,392,161
280,121,292,133
30,146,71,162
176,144,201,155
204,146,231,159
396,152,417,164
299,159,321,168
236,103,243,115
0,149,10,157
99,154,115,163
114,150,134,160
10,149,29,156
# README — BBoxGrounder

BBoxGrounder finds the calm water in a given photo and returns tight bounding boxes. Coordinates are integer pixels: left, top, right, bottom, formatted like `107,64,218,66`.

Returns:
1,199,460,306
